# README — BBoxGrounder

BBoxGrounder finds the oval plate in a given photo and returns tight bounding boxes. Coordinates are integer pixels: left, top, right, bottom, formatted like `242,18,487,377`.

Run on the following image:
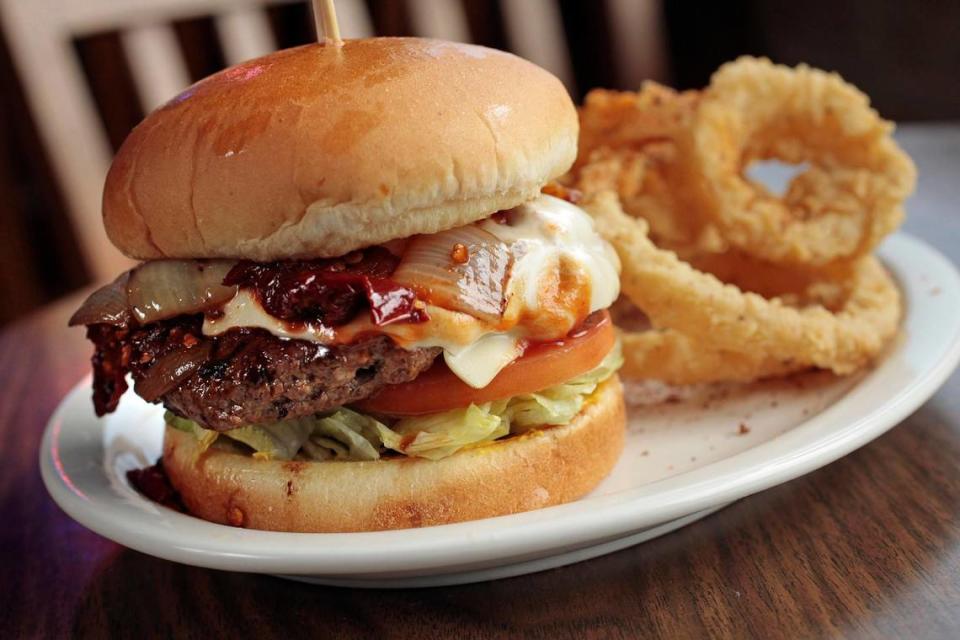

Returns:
41,233,960,587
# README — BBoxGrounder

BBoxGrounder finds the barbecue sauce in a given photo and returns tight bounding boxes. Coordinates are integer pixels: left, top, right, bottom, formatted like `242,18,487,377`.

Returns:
223,247,427,326
126,459,185,512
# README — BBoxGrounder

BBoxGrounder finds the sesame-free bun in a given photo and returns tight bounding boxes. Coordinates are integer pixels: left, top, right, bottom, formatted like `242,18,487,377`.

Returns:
162,377,625,532
104,38,578,261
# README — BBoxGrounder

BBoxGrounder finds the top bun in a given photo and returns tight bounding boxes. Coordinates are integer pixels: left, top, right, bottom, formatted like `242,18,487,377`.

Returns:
103,38,578,260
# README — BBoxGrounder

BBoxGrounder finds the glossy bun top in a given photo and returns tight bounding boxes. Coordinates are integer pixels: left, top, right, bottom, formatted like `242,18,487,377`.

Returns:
103,38,578,260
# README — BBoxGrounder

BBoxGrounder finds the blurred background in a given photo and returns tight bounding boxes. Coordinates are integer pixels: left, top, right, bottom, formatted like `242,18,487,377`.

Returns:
0,0,957,326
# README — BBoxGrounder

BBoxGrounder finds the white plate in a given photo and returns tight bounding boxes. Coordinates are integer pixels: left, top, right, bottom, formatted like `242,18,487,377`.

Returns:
41,233,960,588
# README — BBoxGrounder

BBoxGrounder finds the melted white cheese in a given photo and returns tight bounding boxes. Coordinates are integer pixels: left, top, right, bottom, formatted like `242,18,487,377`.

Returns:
202,194,620,389
442,331,526,388
204,290,334,341
480,194,621,314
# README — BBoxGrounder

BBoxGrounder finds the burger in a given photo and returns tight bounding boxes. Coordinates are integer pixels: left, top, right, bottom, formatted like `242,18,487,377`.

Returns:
70,38,626,532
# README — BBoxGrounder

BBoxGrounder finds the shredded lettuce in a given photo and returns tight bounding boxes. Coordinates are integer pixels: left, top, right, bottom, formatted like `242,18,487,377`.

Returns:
166,410,380,462
503,344,623,433
310,410,382,461
377,404,508,461
166,342,622,462
166,412,219,456
223,419,315,460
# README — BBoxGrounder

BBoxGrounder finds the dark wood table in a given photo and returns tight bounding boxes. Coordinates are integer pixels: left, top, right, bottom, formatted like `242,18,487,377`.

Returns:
4,125,960,638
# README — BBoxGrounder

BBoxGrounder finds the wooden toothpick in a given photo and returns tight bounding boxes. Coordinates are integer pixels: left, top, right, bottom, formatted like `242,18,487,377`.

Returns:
312,0,343,46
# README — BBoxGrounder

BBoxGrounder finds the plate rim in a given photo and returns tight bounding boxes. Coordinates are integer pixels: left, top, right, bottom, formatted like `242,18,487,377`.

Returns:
40,232,960,576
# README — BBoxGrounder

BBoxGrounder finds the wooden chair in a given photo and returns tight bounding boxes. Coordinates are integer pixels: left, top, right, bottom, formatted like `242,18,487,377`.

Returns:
0,0,664,282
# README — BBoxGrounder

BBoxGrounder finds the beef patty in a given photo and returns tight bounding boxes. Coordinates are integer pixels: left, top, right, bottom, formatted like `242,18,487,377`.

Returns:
161,333,440,430
90,316,440,430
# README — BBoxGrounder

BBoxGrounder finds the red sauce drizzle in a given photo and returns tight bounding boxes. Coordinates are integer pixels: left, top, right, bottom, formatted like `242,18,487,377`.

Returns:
223,247,428,327
126,459,185,512
519,309,608,358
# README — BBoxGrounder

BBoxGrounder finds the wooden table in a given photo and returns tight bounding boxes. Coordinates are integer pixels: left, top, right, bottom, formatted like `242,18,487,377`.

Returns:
3,125,960,638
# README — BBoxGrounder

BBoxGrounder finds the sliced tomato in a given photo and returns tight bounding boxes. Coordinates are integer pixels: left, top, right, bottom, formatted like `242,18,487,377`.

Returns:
356,311,614,416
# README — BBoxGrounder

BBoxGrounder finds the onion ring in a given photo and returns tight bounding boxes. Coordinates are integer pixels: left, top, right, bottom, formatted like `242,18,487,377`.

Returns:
584,191,900,376
619,329,805,385
575,84,699,170
684,250,854,310
687,57,916,267
573,85,723,256
576,146,698,250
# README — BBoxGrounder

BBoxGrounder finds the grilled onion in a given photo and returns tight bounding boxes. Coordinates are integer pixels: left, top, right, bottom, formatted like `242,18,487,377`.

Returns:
393,225,511,323
69,272,132,326
127,260,238,324
134,341,212,402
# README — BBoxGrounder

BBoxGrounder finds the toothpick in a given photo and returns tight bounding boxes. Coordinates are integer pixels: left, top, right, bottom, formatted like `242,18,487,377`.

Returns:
312,0,343,46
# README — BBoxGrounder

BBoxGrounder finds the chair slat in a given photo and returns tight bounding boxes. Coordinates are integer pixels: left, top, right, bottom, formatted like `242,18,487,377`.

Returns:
408,0,470,42
122,24,192,112
499,0,575,94
334,0,374,38
215,7,276,65
607,0,668,87
0,0,131,279
61,0,287,37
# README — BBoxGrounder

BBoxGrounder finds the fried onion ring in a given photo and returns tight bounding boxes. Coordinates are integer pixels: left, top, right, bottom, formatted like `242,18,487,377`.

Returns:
575,146,704,249
620,329,806,385
608,294,798,384
688,57,916,267
575,84,699,170
585,191,900,376
685,250,854,310
573,85,723,255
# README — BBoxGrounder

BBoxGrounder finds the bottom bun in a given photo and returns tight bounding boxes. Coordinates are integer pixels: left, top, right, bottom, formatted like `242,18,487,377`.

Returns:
163,376,626,532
